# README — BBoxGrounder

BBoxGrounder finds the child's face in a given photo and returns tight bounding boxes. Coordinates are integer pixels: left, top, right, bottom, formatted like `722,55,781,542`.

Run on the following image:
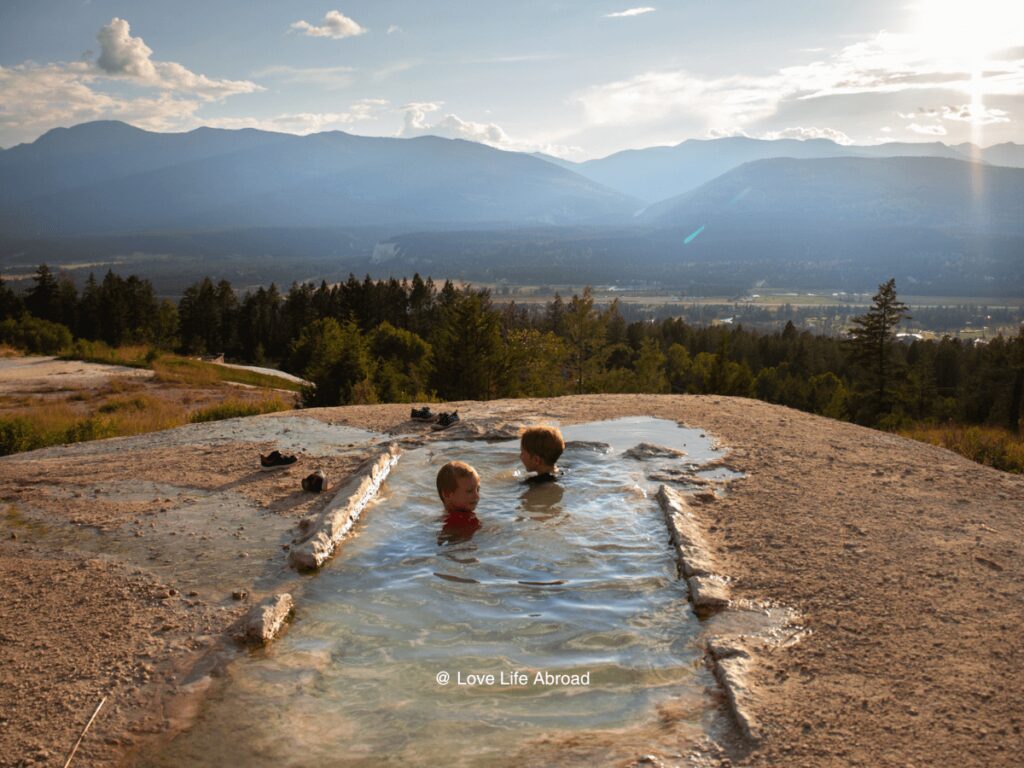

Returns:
443,474,480,514
520,447,540,471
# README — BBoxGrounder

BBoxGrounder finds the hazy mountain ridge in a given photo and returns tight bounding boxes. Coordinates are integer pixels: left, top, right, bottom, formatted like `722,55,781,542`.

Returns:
555,136,1024,204
642,156,1024,233
0,122,640,235
2,122,1022,296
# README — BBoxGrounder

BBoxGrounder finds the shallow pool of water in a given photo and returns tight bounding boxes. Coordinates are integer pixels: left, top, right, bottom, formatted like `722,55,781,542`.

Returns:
132,418,737,766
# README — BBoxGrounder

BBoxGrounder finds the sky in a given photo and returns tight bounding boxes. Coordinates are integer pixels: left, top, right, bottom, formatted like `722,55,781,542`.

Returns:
1,0,1022,158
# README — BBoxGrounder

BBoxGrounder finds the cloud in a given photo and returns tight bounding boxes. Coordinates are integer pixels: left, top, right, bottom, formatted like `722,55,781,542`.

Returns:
95,18,260,99
396,102,585,158
96,17,156,78
252,64,355,89
706,125,854,144
387,25,401,35
290,10,366,39
906,122,948,136
573,70,780,129
204,101,390,134
761,126,855,144
899,104,1011,124
0,18,260,147
0,61,205,144
466,53,565,65
604,7,656,18
571,29,1024,143
372,60,420,82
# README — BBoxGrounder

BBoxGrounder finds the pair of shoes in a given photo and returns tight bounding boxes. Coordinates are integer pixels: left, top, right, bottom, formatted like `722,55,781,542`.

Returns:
260,450,297,470
436,411,460,428
411,406,434,421
302,469,326,493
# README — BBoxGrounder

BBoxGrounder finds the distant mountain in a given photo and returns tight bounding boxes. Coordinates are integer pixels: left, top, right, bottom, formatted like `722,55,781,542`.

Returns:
979,142,1024,168
0,121,640,236
555,137,978,204
640,156,1024,233
359,156,1024,294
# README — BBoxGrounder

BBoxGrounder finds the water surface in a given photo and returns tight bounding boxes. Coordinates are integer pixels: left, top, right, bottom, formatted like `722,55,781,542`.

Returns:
134,418,731,766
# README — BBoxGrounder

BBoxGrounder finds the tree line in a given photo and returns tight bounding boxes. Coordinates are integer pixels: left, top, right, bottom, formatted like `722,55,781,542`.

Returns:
2,266,1021,434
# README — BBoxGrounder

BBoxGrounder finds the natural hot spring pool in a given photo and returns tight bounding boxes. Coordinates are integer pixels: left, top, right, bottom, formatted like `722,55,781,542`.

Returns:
131,418,743,767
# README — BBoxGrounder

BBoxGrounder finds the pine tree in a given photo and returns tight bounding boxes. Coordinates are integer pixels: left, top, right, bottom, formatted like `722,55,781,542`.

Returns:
564,287,606,394
845,278,911,422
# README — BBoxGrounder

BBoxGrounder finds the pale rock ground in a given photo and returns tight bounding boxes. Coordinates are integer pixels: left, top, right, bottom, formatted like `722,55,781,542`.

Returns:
1,394,1021,767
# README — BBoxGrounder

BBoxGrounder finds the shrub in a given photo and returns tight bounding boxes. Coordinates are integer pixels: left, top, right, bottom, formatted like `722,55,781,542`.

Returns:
900,423,1024,474
0,315,72,355
0,417,43,456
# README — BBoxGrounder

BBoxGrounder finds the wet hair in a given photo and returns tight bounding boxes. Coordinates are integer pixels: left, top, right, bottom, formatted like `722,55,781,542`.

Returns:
436,461,479,500
520,426,565,466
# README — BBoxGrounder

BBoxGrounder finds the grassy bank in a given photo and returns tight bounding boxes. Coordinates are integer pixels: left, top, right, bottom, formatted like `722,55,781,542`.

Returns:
0,393,292,456
63,340,304,392
900,423,1024,474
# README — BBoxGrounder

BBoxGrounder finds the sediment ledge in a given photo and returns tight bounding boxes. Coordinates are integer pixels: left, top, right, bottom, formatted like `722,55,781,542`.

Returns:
240,593,294,646
656,482,783,745
707,638,763,743
656,484,731,612
289,445,401,570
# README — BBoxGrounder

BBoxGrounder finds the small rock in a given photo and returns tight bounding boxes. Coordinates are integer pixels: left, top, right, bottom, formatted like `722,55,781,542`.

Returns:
232,590,248,600
242,593,294,645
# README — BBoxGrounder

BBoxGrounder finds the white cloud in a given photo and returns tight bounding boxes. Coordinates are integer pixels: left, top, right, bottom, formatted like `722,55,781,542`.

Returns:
0,18,260,147
761,126,855,144
604,7,656,18
396,102,585,159
290,10,366,40
573,70,780,129
706,125,854,144
571,29,1024,142
253,64,355,89
906,122,948,135
96,17,156,78
94,18,260,100
899,104,1011,124
205,101,389,134
387,25,401,35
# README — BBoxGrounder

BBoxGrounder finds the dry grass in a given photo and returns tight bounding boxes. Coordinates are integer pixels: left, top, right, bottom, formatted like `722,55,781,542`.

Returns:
900,423,1024,474
151,356,303,391
151,356,221,387
0,389,295,456
188,395,292,423
62,340,154,368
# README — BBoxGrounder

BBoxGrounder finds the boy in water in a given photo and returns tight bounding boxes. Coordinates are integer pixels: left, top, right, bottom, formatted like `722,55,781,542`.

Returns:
436,461,481,543
519,426,565,484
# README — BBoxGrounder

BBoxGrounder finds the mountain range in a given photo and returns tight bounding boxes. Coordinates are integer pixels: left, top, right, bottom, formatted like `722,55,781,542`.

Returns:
1,121,1022,295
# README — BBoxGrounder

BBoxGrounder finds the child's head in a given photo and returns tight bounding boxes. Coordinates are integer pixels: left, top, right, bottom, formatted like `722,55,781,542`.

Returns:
520,426,565,473
436,461,480,514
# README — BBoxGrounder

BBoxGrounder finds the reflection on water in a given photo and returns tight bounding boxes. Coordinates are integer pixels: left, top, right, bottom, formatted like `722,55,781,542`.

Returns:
133,418,732,767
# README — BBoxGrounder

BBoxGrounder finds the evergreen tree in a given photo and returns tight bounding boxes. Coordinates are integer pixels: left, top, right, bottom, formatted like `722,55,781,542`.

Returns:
564,287,606,394
430,288,504,400
25,265,61,323
845,278,911,423
290,318,376,406
0,277,24,321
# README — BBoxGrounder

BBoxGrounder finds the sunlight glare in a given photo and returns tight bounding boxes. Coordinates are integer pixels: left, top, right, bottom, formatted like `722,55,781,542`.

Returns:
911,0,1024,66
